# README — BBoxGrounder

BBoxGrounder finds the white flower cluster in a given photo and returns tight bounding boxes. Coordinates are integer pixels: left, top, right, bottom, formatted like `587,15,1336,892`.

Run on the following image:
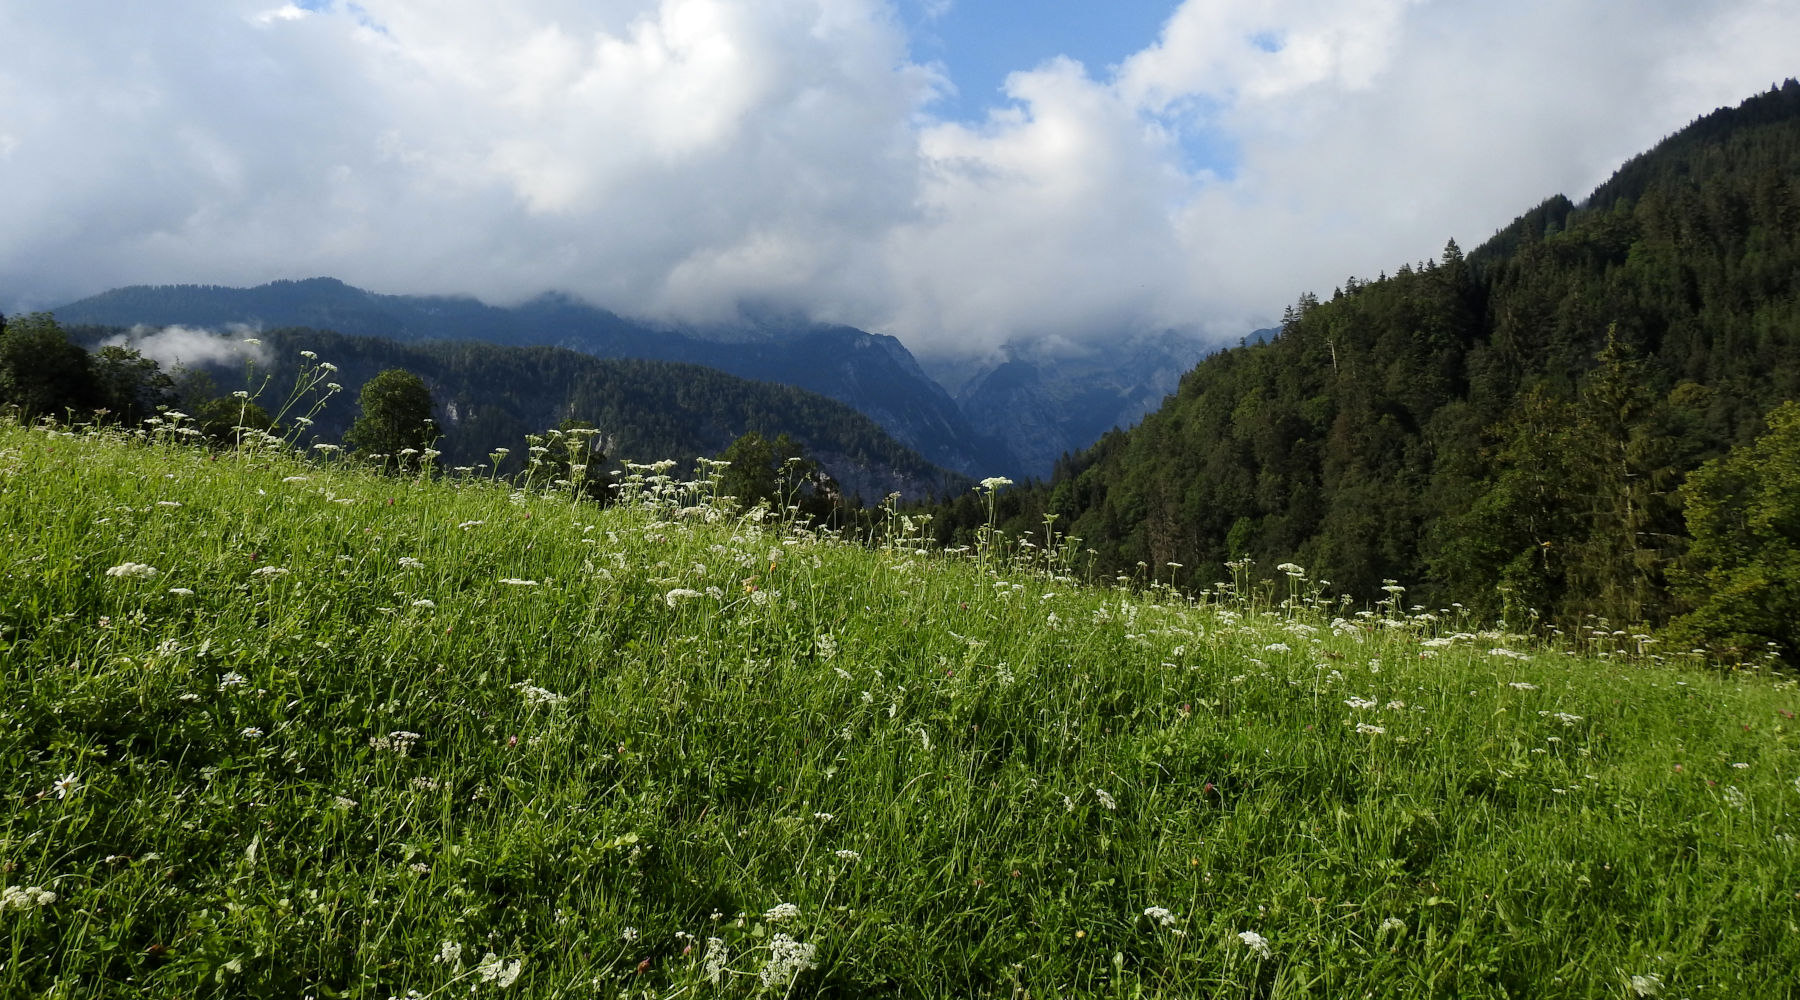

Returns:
105,562,159,580
763,902,801,923
759,933,817,989
702,937,730,985
1,885,57,911
249,566,290,578
369,731,423,757
1238,930,1272,959
475,952,523,988
513,681,569,708
1143,906,1178,928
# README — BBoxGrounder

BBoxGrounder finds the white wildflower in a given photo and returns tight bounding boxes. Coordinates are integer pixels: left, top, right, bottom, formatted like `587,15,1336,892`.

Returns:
759,933,817,989
105,562,159,580
1630,973,1663,997
1,886,57,911
1094,788,1117,810
664,588,702,606
1723,786,1747,811
332,795,358,811
249,566,289,578
816,634,838,660
51,774,79,799
398,557,424,569
168,587,194,596
979,476,1013,491
1263,642,1290,653
219,672,247,691
513,681,568,708
834,850,861,862
498,577,538,586
763,902,801,923
1143,906,1177,927
475,952,523,988
1238,930,1272,959
622,927,639,943
410,599,436,609
1355,723,1386,735
240,727,264,738
813,812,834,822
1343,697,1377,710
1379,916,1405,935
702,938,730,984
1508,681,1538,691
457,520,484,530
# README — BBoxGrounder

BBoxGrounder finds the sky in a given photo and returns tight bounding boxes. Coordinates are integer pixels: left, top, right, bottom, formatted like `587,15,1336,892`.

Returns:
1,1,1795,362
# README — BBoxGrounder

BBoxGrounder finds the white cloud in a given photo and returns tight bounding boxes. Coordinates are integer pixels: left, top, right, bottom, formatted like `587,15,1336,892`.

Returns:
101,325,271,369
2,0,1796,360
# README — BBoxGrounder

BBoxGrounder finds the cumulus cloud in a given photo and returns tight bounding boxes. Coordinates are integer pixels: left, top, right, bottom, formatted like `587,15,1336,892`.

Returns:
101,326,271,370
1,0,1796,361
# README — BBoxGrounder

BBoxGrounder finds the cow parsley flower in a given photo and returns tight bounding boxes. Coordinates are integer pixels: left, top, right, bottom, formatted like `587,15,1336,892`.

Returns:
1238,930,1272,959
105,562,159,580
475,952,523,988
1094,788,1117,810
1,886,57,911
759,933,816,989
702,938,730,984
1355,723,1386,735
664,588,702,606
834,849,861,861
763,902,800,923
249,566,289,578
1143,906,1177,927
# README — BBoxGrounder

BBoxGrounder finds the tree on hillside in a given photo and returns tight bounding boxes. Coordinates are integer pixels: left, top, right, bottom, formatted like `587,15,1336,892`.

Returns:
1669,399,1800,662
0,313,96,419
344,368,435,468
91,345,175,425
717,430,841,522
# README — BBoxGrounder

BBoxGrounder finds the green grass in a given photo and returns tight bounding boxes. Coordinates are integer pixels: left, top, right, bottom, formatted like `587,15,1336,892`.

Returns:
2,419,1797,998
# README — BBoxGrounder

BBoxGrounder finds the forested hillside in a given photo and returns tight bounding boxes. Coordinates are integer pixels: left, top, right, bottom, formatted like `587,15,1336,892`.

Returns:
966,80,1800,639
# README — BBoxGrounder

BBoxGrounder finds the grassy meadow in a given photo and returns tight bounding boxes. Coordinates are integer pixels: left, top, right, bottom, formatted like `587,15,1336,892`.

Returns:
2,417,1798,999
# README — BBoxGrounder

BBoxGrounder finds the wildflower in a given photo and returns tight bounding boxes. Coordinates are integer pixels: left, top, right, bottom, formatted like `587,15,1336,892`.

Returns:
816,634,838,660
1355,723,1386,735
51,774,79,799
168,587,194,596
457,520,484,529
313,442,341,453
249,566,290,578
513,681,568,708
702,938,730,984
979,476,1013,491
410,599,436,609
1723,786,1747,811
1379,916,1405,935
332,795,358,811
475,952,523,988
399,556,424,569
1143,906,1177,927
1,886,57,911
1276,562,1305,577
1238,930,1272,959
240,727,264,738
763,902,801,923
622,927,639,943
1263,642,1291,654
1508,681,1539,691
1731,762,1749,769
813,812,835,822
834,849,861,861
1630,973,1663,997
833,666,852,681
1343,697,1377,710
498,578,538,586
664,588,702,607
105,562,159,580
300,350,317,360
219,672,247,690
759,933,817,989
1094,788,1117,810
409,862,431,875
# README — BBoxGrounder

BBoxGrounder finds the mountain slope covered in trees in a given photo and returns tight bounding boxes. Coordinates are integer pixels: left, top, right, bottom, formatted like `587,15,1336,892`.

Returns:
965,80,1800,638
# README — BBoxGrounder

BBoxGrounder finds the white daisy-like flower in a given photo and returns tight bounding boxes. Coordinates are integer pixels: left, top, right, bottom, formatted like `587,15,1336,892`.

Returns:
51,774,79,799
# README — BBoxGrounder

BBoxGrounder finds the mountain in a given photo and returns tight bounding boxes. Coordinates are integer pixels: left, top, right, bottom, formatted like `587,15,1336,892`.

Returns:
101,325,967,503
961,80,1800,628
952,331,1210,480
55,281,1018,480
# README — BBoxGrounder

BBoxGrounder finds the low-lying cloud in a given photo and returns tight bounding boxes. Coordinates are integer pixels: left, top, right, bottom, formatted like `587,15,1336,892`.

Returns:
101,326,271,371
2,1,1795,361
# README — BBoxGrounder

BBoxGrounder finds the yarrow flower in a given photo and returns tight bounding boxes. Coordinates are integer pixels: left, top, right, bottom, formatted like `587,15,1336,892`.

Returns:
834,849,861,861
1143,906,1178,927
1355,723,1386,735
105,562,159,580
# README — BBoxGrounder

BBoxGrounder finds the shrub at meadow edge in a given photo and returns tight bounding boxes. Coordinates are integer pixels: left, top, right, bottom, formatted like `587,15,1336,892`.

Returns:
1,417,1798,999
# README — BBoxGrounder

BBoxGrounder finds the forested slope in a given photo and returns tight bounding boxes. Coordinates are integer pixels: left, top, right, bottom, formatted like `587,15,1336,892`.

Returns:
971,80,1800,630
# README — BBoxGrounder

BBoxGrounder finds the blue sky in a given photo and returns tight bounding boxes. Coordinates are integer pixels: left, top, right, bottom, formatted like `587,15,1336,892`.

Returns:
910,0,1178,118
2,1,1797,359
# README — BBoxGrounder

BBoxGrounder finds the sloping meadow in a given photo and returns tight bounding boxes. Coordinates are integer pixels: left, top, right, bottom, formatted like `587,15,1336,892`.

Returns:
1,422,1797,998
